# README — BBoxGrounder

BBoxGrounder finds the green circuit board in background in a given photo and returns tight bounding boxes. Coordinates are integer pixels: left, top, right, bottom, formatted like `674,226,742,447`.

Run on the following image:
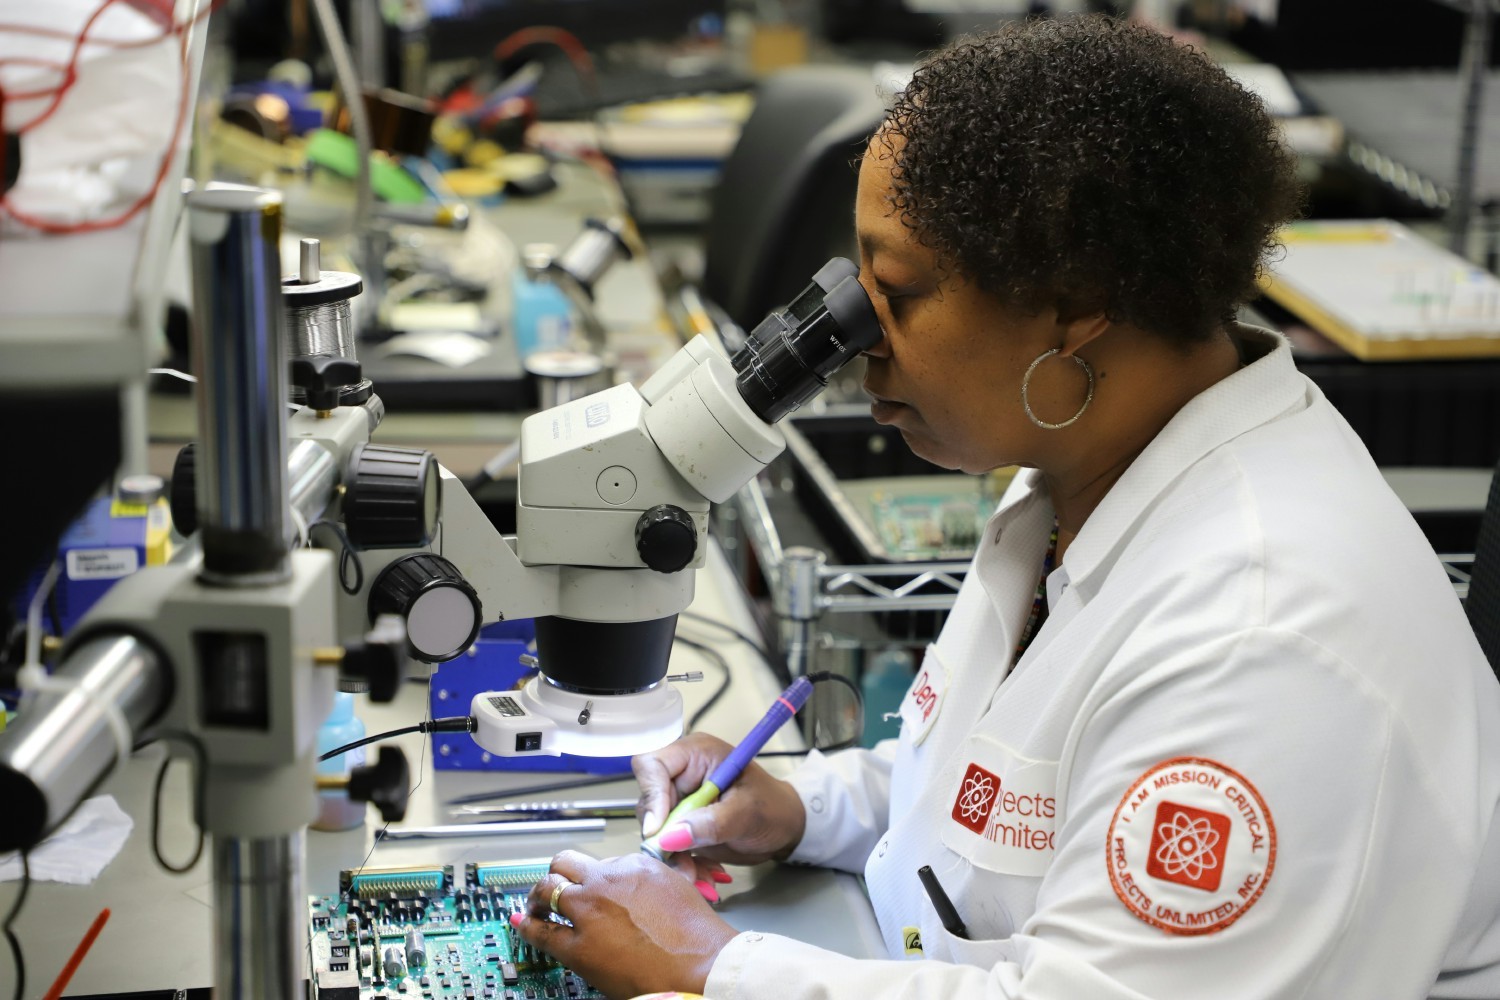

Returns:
870,490,986,559
307,860,605,1000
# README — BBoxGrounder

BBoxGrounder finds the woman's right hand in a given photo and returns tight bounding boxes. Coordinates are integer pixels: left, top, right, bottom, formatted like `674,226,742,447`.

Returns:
633,732,808,879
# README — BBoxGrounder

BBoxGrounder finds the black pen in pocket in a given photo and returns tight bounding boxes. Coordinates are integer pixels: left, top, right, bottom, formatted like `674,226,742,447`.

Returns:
918,865,969,940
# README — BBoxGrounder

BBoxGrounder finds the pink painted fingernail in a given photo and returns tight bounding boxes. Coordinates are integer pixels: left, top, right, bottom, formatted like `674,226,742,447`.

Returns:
657,822,694,853
509,913,523,928
694,880,720,904
710,871,733,885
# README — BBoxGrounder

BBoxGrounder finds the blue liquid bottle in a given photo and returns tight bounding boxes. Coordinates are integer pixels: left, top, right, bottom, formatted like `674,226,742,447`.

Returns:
511,244,574,360
313,692,367,831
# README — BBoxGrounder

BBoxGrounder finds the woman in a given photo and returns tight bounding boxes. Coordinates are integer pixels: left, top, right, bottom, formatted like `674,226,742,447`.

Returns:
511,16,1500,999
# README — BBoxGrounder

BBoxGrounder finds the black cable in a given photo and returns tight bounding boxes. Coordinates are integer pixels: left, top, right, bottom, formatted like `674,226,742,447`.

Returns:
319,715,475,762
4,850,28,1000
680,611,777,670
143,731,207,874
354,697,433,874
674,635,732,733
308,520,364,595
756,670,866,758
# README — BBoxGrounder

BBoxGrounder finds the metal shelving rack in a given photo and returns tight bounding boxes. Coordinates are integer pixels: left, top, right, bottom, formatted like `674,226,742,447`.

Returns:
722,418,973,743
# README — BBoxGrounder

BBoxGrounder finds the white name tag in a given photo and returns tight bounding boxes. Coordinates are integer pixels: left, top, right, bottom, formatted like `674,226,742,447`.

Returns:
66,547,139,581
898,647,950,747
941,735,1060,877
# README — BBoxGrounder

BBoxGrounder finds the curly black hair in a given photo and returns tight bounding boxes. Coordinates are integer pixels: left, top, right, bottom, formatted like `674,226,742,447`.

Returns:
882,16,1304,345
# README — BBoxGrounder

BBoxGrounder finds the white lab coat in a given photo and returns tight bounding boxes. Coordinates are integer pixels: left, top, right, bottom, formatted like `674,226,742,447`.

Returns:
705,328,1500,1000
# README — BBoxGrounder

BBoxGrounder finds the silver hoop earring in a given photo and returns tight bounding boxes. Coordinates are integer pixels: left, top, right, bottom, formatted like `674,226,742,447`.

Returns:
1021,348,1094,430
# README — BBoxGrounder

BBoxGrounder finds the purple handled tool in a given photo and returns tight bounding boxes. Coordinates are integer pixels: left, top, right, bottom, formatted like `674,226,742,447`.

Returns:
640,676,814,860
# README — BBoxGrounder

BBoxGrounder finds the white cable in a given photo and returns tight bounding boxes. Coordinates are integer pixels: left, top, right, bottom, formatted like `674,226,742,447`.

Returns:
22,562,60,672
289,503,310,549
18,563,134,771
148,367,197,383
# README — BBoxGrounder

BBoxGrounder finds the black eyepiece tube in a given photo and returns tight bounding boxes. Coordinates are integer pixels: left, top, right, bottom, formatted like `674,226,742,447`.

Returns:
730,257,883,423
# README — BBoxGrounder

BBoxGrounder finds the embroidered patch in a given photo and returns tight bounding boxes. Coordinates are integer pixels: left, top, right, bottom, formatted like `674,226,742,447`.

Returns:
940,736,1059,877
1107,757,1276,936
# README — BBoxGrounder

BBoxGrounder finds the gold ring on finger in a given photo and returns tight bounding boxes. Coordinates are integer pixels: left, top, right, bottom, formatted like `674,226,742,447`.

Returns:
549,878,571,915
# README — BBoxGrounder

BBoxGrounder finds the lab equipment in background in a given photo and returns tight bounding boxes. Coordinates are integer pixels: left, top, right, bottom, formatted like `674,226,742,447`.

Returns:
523,350,608,409
9,477,173,637
547,216,636,358
314,693,368,832
0,185,417,1000
511,244,575,359
0,183,879,999
284,238,374,408
307,859,607,999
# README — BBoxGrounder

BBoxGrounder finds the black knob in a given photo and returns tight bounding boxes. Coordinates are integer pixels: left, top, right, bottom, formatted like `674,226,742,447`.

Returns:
368,553,483,662
170,444,197,536
343,444,441,548
347,746,410,823
634,504,697,573
340,614,408,703
291,353,363,411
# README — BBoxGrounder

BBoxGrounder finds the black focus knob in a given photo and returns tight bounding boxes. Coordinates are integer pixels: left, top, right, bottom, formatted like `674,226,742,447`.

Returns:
291,353,363,411
170,444,197,536
635,504,697,573
348,747,410,823
368,553,483,662
340,614,408,703
343,444,441,548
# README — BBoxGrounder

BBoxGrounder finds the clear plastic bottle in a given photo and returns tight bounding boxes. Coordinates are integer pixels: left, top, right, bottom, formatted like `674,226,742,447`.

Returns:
510,244,574,361
313,692,367,832
860,646,916,748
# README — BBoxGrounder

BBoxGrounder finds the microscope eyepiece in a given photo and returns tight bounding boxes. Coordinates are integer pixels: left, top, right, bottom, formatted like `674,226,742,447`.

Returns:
730,257,882,423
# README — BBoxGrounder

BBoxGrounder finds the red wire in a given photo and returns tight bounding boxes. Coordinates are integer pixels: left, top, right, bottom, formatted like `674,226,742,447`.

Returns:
493,25,600,96
41,907,111,1000
0,0,219,50
10,0,125,136
0,0,224,234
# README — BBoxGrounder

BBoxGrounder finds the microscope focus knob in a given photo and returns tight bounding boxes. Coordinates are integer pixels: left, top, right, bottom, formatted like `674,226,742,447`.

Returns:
339,615,408,703
635,504,697,573
348,747,411,822
343,444,441,548
169,444,198,536
290,353,363,411
368,553,483,662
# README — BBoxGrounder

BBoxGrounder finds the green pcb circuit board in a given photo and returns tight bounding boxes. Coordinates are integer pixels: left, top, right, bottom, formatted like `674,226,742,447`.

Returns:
308,860,605,1000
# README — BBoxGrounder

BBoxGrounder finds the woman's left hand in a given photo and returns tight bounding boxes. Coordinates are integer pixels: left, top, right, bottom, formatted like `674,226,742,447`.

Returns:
509,850,740,999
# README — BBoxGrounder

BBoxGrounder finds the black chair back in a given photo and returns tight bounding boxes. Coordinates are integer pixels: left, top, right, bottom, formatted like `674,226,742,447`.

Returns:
701,65,889,332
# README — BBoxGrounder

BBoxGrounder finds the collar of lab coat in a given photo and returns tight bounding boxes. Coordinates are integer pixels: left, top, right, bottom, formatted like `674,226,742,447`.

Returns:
989,325,1305,592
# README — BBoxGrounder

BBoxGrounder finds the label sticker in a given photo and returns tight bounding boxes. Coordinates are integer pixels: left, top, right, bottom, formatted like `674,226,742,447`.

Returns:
940,735,1059,877
66,547,139,581
898,648,950,747
901,927,923,956
486,695,526,718
1106,757,1277,936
